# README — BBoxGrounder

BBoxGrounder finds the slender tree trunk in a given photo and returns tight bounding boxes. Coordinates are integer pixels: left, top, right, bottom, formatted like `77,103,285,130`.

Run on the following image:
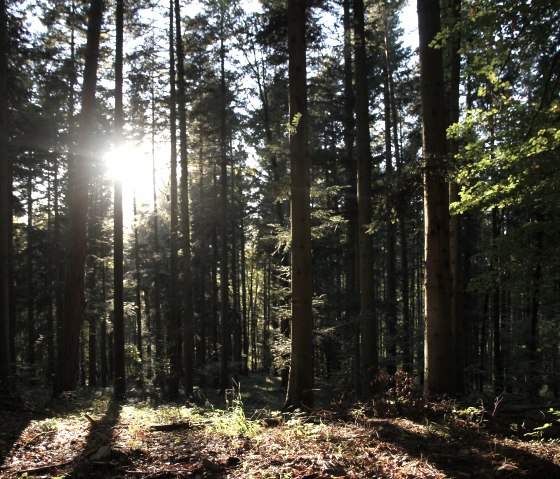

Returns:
382,16,397,375
46,170,55,381
100,262,108,387
133,192,143,387
342,0,359,387
0,0,11,389
174,0,193,396
87,254,98,387
354,0,377,397
211,165,219,364
168,0,181,399
285,0,313,410
418,0,455,396
231,162,242,374
219,4,230,390
197,146,207,365
113,0,126,401
240,212,248,375
150,75,163,385
54,0,103,396
390,77,412,373
527,215,543,400
55,0,76,375
491,209,503,394
26,170,35,366
448,0,464,394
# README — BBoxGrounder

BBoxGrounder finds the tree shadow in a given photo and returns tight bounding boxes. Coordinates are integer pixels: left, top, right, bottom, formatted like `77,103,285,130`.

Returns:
66,397,126,478
370,419,560,478
0,407,37,468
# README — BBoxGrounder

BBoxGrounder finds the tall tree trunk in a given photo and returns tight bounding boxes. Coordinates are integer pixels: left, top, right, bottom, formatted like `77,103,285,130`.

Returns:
0,0,10,389
219,3,230,390
382,15,397,375
113,0,126,401
197,145,207,365
418,0,456,396
211,165,219,364
167,0,181,399
285,0,313,410
342,0,359,387
100,261,108,387
174,0,194,395
527,214,543,400
354,0,377,397
491,208,503,394
54,0,103,396
150,73,163,385
389,64,412,373
46,170,55,381
87,260,98,388
448,0,464,394
133,192,143,387
231,162,242,374
240,211,248,375
26,169,35,366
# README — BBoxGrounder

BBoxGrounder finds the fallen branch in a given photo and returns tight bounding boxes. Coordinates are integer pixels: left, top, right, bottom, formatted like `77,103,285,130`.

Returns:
16,459,75,475
24,429,56,445
84,413,98,427
149,422,192,432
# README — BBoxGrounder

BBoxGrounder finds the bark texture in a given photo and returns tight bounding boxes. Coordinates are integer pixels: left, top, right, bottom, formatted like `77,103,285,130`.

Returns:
417,0,456,396
285,0,314,410
54,0,103,396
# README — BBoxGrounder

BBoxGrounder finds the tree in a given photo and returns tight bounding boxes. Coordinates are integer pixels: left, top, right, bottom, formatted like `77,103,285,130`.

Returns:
417,0,455,396
167,0,181,399
54,0,104,396
285,0,313,410
174,0,194,396
113,0,126,401
0,0,10,390
354,0,377,398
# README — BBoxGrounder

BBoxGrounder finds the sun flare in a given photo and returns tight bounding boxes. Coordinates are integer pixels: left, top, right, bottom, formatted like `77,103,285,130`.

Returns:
103,143,169,226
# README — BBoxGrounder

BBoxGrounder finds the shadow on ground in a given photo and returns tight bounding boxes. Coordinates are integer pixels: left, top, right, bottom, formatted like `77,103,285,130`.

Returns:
66,398,124,478
372,419,560,479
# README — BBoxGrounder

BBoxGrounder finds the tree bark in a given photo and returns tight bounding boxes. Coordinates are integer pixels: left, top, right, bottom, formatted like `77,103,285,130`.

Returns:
113,0,126,401
354,0,377,398
418,0,456,396
54,0,103,396
26,170,35,366
174,0,194,396
448,0,464,394
167,0,181,399
0,0,10,389
133,192,143,387
342,0,360,387
285,0,313,410
382,15,397,375
219,3,230,390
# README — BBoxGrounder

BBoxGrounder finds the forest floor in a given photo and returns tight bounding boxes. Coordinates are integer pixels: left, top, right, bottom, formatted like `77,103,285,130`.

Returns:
1,375,560,479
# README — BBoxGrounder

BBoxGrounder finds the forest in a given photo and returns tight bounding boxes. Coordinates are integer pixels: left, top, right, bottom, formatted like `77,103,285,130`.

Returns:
0,0,559,477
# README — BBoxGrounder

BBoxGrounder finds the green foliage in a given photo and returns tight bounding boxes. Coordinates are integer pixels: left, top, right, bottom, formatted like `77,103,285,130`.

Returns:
212,384,263,437
30,417,59,433
453,403,488,428
287,111,303,135
125,343,142,380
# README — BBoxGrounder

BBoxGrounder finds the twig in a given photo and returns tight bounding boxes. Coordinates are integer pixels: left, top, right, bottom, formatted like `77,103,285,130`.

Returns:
84,413,97,427
24,429,56,445
16,459,75,475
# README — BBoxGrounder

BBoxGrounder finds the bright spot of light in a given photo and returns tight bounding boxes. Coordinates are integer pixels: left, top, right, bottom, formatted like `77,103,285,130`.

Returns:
104,145,148,185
